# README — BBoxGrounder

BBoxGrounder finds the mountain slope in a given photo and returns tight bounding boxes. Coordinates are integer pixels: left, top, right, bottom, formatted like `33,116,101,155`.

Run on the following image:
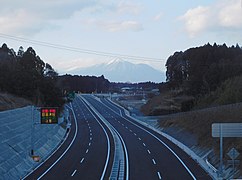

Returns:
69,60,165,83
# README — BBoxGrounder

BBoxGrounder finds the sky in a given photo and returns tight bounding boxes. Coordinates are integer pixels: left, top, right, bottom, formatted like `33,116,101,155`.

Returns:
0,0,242,74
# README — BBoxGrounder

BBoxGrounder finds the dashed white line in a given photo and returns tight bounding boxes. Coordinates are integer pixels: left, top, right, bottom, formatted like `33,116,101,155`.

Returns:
88,142,91,146
152,159,156,165
90,137,92,141
157,172,162,179
147,150,151,154
86,149,89,154
125,126,128,129
71,169,77,176
80,158,85,164
143,143,146,147
90,133,92,136
138,137,141,141
134,133,137,136
129,129,132,132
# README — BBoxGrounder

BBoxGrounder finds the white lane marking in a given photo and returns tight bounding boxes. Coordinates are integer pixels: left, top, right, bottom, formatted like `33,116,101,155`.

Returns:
37,103,78,180
80,158,84,163
122,124,124,126
71,170,77,176
143,143,146,147
118,121,120,123
138,137,141,141
103,98,197,179
86,149,89,154
115,111,197,180
152,159,156,165
134,133,137,136
88,142,91,146
80,96,111,180
129,129,132,132
157,172,162,179
90,133,92,136
90,129,92,133
90,137,92,141
147,150,151,154
125,126,128,129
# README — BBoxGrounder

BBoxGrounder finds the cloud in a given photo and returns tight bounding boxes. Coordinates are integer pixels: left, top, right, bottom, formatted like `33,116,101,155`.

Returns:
179,0,242,37
99,20,143,32
116,1,142,15
153,12,164,21
0,0,99,35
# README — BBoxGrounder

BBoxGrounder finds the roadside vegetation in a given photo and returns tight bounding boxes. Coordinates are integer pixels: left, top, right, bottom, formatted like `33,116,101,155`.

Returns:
0,43,65,111
139,43,242,176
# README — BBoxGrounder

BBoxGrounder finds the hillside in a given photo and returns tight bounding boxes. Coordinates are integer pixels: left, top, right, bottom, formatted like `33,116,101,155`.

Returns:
158,103,242,176
0,92,32,111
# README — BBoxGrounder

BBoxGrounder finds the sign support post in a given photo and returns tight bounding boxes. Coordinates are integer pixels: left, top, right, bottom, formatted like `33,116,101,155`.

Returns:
219,124,223,178
212,123,242,179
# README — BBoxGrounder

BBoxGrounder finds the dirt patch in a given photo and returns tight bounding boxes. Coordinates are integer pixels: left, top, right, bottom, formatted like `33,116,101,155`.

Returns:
0,92,32,111
141,91,194,115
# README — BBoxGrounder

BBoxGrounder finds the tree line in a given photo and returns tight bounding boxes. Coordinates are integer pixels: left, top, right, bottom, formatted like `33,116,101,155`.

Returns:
0,43,64,108
166,43,242,96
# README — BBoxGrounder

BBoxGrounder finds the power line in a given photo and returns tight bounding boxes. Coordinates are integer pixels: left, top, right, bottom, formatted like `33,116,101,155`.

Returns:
0,33,164,63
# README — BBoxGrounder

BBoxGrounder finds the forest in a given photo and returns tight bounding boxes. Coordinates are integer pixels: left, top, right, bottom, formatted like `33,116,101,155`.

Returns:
0,43,65,108
166,43,242,94
165,43,242,109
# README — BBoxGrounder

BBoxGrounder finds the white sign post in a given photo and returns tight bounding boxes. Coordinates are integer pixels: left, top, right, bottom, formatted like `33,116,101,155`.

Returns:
212,123,242,178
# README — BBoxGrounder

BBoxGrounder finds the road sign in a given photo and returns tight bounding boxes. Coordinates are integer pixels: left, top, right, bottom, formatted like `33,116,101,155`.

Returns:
41,108,58,124
67,92,75,101
227,148,240,160
212,123,242,137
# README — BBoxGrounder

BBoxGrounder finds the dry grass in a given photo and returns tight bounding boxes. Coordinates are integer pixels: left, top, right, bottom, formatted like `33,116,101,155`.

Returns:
159,103,242,169
141,91,194,115
0,92,32,111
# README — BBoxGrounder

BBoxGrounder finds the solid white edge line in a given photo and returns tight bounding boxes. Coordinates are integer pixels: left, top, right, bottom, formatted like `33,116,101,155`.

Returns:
83,95,129,180
111,125,129,180
124,116,197,180
79,96,110,180
23,105,71,180
37,102,78,180
103,98,197,180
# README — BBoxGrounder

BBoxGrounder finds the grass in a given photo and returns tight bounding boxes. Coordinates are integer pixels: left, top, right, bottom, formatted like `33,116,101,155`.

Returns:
158,103,242,174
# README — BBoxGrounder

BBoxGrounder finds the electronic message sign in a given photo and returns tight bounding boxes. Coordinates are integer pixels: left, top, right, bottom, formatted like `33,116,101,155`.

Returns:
41,108,58,124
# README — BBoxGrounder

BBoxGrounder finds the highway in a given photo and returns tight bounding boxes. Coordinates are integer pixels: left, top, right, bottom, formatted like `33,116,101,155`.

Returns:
25,97,115,180
25,94,212,180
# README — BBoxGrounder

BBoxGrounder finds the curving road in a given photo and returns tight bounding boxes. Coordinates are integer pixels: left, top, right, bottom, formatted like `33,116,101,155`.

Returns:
25,94,212,180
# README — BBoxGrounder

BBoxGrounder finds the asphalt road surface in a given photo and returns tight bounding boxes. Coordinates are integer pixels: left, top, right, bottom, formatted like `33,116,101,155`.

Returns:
25,94,212,180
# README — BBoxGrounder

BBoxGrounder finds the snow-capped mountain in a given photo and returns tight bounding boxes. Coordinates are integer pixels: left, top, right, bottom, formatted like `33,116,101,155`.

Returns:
69,59,166,83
